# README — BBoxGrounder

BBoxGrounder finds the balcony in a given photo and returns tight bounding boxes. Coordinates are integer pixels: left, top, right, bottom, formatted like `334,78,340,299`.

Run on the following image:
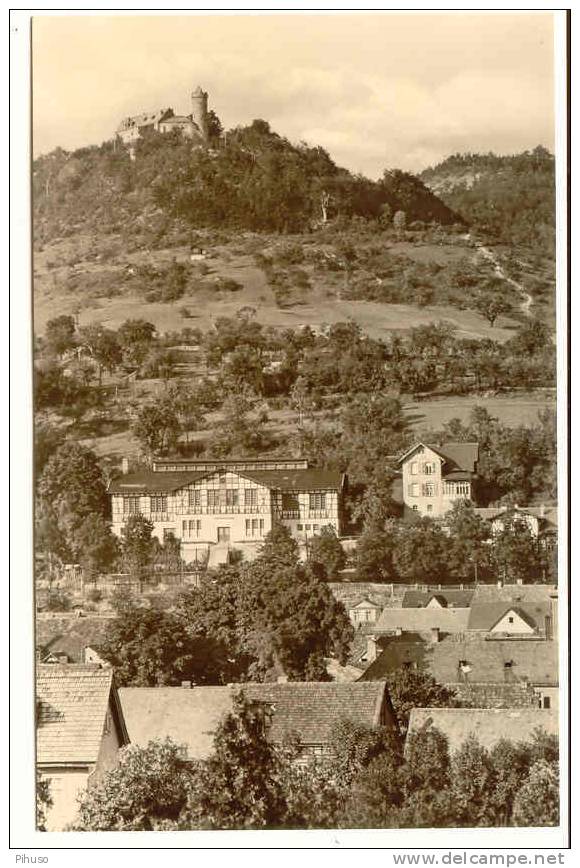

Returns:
308,510,332,520
175,505,266,516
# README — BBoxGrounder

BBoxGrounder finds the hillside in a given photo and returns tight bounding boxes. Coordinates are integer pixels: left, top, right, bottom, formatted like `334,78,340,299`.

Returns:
33,119,463,247
420,147,555,260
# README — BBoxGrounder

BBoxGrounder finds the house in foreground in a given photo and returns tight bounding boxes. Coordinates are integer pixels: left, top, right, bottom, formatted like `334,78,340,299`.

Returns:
36,665,129,831
118,681,397,764
406,707,558,753
108,457,345,565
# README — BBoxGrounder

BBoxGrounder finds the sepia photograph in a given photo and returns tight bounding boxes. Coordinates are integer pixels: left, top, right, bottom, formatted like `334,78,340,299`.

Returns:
10,7,569,849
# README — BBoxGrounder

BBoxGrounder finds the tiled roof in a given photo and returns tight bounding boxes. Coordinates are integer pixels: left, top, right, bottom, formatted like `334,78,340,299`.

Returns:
117,109,172,131
402,590,475,609
36,665,121,765
407,707,559,753
398,442,479,473
472,585,558,604
108,468,343,495
36,615,115,664
467,602,550,632
373,607,470,634
242,469,344,491
108,471,204,494
360,636,559,687
119,682,390,759
474,506,558,530
328,583,406,611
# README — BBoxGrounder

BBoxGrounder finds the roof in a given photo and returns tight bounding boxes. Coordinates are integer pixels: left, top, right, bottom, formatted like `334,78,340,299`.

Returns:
373,607,470,634
467,601,550,632
350,598,384,611
117,108,172,131
328,583,407,611
402,590,475,609
474,505,558,530
36,615,115,664
118,682,391,759
361,635,559,687
108,468,344,495
472,585,558,604
407,707,559,753
36,665,127,765
398,442,479,474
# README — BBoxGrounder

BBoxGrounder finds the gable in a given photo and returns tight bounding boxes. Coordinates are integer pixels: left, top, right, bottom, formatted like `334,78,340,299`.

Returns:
489,609,536,634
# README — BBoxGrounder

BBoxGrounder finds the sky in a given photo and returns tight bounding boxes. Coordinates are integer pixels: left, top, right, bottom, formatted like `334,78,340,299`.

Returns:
32,12,555,177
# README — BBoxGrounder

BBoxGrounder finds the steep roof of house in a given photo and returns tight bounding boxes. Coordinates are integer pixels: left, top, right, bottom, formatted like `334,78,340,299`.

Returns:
472,585,558,604
119,682,390,759
398,442,479,473
402,590,475,608
467,601,550,632
36,664,126,765
373,607,471,634
474,506,558,530
407,707,559,753
360,636,559,686
328,583,406,611
36,615,115,664
108,467,343,495
350,598,384,611
117,108,172,131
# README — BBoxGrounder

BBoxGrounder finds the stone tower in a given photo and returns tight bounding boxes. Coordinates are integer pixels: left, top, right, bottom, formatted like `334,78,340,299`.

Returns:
191,85,209,142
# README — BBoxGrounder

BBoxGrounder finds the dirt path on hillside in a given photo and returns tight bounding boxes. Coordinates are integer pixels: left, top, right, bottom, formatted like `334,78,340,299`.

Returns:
463,233,533,316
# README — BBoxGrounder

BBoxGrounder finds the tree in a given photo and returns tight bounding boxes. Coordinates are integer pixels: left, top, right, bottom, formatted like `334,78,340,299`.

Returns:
491,516,542,583
72,512,119,581
36,773,52,831
79,324,122,383
385,668,462,734
181,692,287,830
308,526,345,579
355,521,398,583
99,606,219,686
475,293,512,327
451,735,497,827
512,760,559,827
34,421,66,478
392,519,451,586
120,513,156,582
44,314,76,356
132,399,181,457
37,443,108,554
73,739,192,831
446,500,493,583
118,319,156,367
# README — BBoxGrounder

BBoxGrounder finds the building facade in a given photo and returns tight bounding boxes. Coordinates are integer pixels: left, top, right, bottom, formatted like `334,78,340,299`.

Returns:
398,441,479,519
108,457,345,564
116,85,209,145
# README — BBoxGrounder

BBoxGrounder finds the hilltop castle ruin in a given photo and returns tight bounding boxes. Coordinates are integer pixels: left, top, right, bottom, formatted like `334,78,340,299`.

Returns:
116,85,209,145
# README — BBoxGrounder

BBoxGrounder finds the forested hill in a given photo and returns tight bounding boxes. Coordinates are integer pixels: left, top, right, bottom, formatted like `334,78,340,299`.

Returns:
420,147,555,257
33,119,463,245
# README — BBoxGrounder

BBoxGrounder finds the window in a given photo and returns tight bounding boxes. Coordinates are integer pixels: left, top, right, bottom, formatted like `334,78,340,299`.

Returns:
455,482,470,496
508,616,514,624
313,524,319,532
150,495,167,513
282,492,300,512
408,483,419,497
309,493,326,510
244,489,257,511
207,490,219,509
426,504,433,512
423,482,436,497
246,519,264,538
543,696,551,709
225,489,239,508
410,462,418,475
188,489,201,509
259,519,264,536
182,520,201,538
297,524,303,531
423,463,435,475
123,497,140,514
163,528,175,541
305,524,312,532
412,505,419,512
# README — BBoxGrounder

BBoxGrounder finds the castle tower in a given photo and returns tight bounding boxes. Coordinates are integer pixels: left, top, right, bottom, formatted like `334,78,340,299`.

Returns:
191,85,209,142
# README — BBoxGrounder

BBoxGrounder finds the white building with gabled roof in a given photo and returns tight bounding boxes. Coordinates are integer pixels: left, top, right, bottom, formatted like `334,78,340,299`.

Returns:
398,441,479,519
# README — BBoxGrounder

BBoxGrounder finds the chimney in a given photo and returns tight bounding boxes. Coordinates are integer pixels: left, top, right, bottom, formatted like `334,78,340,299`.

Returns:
121,457,130,475
430,627,440,644
366,636,378,663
